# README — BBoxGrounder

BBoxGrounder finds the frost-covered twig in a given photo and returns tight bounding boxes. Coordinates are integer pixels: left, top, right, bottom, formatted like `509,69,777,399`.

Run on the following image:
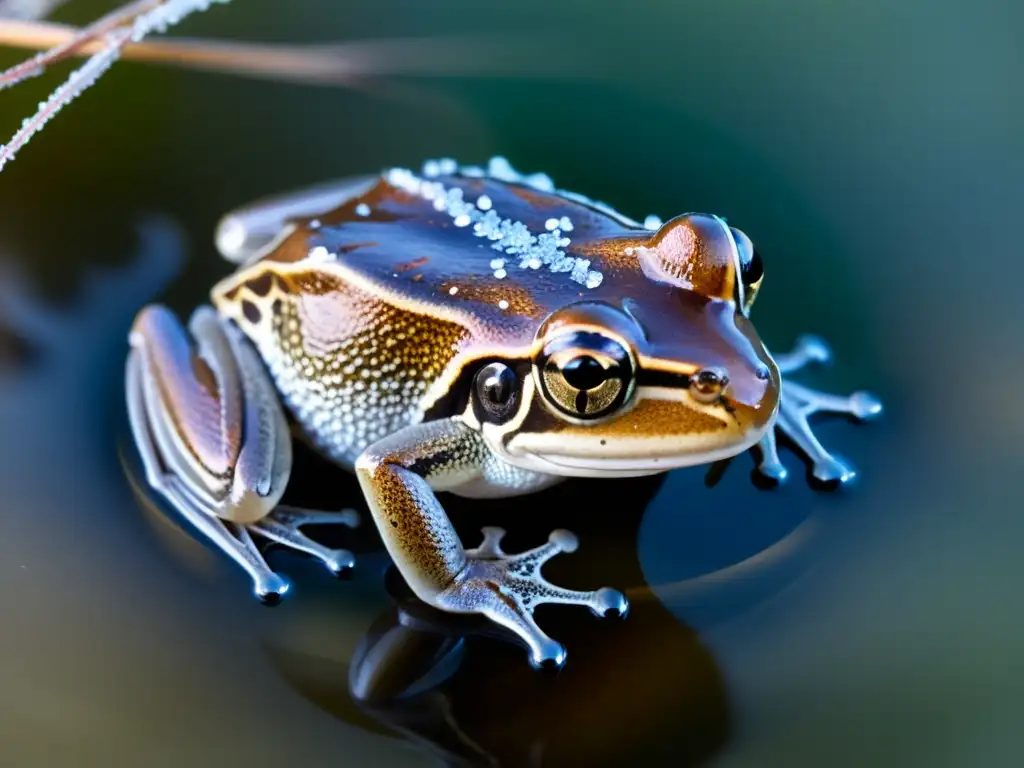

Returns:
0,29,126,172
0,0,231,173
0,0,163,89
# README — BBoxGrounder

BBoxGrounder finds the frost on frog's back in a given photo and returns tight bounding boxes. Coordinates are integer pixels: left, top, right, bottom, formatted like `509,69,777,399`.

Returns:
246,157,674,341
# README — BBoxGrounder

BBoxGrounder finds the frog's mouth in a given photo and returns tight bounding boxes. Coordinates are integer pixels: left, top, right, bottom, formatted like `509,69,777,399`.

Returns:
507,421,771,479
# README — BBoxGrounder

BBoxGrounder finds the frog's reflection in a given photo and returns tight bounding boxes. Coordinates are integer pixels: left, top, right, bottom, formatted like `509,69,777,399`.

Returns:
257,429,847,766
269,557,730,768
261,468,720,766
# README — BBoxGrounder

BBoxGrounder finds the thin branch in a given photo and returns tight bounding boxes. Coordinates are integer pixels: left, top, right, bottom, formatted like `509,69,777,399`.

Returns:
0,1,610,174
0,19,607,86
0,28,126,172
0,0,231,173
1,1,163,90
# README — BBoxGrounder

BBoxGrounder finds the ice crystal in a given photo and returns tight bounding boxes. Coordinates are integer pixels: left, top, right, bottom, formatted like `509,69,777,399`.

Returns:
0,0,232,173
382,157,606,289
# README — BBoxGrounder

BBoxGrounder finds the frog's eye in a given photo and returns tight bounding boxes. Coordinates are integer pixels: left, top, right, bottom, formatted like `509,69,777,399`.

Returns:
536,331,635,420
730,226,764,312
473,362,520,423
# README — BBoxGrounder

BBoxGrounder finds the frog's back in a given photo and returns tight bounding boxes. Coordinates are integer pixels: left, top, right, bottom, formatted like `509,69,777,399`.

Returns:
212,158,658,467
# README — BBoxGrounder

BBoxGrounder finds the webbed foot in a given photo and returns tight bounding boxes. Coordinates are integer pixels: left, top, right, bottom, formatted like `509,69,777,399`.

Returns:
437,527,629,669
249,506,360,577
756,335,883,487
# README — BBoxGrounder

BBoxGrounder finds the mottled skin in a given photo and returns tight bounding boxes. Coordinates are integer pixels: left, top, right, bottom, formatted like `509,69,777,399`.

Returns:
126,161,881,666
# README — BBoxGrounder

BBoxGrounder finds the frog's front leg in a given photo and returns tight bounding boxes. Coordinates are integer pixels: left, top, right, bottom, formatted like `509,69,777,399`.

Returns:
755,335,883,486
356,420,628,668
126,304,359,602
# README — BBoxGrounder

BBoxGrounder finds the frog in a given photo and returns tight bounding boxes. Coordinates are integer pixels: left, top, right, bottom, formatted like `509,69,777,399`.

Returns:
125,156,881,668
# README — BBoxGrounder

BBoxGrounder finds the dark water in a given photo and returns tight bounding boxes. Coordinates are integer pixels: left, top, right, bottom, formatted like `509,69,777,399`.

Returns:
0,1,1021,766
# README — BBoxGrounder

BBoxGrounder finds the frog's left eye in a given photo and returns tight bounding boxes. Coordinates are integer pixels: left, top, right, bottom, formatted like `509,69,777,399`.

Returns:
536,331,635,421
474,362,520,423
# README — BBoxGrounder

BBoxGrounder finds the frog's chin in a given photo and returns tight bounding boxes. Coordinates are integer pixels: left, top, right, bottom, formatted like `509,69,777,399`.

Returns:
508,429,767,479
518,445,744,479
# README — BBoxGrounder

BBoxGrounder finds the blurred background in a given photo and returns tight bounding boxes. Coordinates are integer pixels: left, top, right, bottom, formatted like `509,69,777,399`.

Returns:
0,0,1021,766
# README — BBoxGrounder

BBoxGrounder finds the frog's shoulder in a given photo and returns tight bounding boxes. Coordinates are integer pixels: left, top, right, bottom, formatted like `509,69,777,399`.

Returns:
244,159,659,347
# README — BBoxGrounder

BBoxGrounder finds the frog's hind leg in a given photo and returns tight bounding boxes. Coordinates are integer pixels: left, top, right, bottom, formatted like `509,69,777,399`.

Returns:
755,335,883,487
126,304,358,602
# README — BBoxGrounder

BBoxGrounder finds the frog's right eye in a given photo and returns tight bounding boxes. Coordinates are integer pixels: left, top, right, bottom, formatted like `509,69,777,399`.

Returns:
730,226,764,313
536,331,635,421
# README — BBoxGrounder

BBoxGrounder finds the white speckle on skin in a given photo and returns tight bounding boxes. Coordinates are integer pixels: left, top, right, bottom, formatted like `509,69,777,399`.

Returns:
356,203,371,217
385,157,610,289
498,299,509,310
448,286,459,295
644,214,663,230
307,245,334,263
309,218,321,229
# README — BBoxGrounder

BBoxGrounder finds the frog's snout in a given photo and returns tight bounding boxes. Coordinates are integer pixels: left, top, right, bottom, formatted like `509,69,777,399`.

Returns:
717,356,780,433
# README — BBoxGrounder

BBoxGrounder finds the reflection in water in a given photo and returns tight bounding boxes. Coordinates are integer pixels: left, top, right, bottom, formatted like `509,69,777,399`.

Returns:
249,439,838,766
266,554,731,767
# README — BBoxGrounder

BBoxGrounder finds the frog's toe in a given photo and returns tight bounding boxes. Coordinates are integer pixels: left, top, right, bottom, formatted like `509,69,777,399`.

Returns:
532,637,568,670
249,506,358,577
439,527,627,668
254,572,291,605
811,455,856,487
754,430,790,486
794,334,832,365
324,549,357,577
591,587,630,618
274,505,361,529
849,390,884,421
775,334,832,373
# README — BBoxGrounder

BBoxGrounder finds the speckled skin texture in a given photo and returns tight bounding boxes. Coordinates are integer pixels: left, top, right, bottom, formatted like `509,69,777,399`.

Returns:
356,419,482,597
215,267,469,469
